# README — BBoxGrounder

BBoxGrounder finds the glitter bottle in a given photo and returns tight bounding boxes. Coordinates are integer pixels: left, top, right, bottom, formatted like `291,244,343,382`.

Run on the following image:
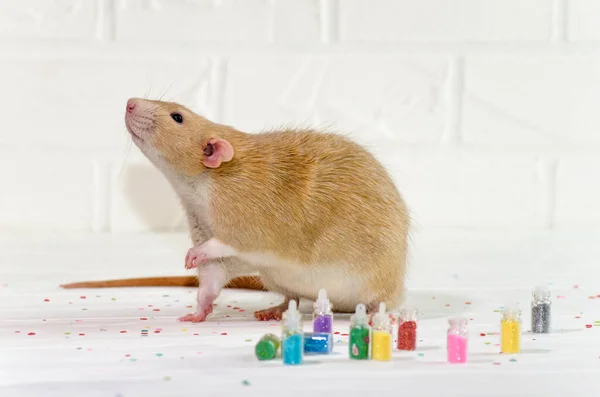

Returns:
312,288,333,334
531,285,551,334
447,317,468,363
349,303,371,360
281,299,304,365
501,305,521,354
303,332,333,354
371,302,392,361
255,333,280,360
397,308,417,351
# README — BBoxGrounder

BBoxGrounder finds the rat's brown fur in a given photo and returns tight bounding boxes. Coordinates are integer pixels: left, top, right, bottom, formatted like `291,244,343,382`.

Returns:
111,98,410,318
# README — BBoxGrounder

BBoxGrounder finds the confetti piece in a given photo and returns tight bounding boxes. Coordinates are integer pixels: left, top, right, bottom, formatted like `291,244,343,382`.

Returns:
130,358,137,362
120,330,127,334
557,295,566,299
586,324,593,328
245,339,252,342
574,285,580,289
125,354,131,357
493,362,501,365
221,332,228,336
156,353,163,357
182,328,187,332
14,331,20,334
43,298,50,302
140,318,148,321
465,301,472,305
445,304,450,307
111,298,116,301
334,331,340,335
80,296,86,299
76,347,82,350
479,333,486,337
79,333,85,336
153,309,160,312
509,358,517,362
233,307,240,310
28,332,35,336
65,332,71,335
417,353,424,357
242,380,250,386
164,376,171,381
575,316,581,319
484,342,491,345
162,294,170,297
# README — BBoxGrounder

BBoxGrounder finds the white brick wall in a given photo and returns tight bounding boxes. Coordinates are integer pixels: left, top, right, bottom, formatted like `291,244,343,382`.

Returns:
1,0,599,233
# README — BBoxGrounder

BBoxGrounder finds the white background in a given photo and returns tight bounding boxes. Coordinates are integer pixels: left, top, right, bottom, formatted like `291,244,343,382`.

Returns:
1,0,600,285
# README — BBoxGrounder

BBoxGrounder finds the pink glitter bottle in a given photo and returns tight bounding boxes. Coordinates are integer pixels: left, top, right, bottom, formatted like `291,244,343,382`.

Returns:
447,317,468,364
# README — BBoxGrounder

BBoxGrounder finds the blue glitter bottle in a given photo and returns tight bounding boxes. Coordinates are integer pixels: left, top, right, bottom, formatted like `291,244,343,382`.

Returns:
281,299,304,365
304,332,333,354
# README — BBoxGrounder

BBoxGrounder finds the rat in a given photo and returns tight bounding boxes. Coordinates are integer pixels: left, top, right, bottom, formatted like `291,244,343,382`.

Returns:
64,98,411,323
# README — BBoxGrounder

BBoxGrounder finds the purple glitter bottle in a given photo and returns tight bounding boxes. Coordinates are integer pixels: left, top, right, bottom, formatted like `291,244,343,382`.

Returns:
313,289,333,334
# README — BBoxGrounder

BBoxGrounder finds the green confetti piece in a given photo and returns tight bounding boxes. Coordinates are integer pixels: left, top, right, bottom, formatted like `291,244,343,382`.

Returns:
417,353,424,357
156,353,163,357
509,358,517,362
245,339,252,342
242,380,250,386
65,332,71,335
164,376,171,381
111,298,116,301
129,358,137,362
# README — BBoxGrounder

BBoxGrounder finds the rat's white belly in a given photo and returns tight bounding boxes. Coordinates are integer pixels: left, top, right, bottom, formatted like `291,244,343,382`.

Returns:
239,251,366,312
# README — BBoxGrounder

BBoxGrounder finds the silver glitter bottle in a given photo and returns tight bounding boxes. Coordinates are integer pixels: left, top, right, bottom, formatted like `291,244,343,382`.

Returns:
531,285,551,333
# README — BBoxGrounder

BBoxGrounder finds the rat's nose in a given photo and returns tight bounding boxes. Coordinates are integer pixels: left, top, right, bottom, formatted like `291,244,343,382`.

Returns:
126,99,136,113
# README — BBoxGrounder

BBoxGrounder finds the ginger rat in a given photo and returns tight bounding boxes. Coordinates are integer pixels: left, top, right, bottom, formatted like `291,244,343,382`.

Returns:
63,98,410,323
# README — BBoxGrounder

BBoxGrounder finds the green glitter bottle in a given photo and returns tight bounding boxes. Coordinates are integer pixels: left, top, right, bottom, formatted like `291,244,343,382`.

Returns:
349,303,371,360
255,333,281,361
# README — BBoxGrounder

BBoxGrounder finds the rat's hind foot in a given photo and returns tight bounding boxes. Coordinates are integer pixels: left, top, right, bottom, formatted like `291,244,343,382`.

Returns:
178,304,213,323
254,297,298,321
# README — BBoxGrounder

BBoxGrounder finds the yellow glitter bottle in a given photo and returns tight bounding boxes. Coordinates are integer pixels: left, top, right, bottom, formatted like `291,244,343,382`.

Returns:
371,302,392,361
501,305,521,354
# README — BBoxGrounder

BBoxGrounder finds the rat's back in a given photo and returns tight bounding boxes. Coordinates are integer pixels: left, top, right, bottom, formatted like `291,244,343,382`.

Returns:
211,128,410,312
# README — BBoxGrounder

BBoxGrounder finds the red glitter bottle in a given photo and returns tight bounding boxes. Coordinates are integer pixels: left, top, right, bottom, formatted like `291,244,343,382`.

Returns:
397,308,417,351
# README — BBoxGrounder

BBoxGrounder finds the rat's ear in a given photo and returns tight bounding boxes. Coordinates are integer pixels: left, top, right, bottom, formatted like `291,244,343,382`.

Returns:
202,138,234,168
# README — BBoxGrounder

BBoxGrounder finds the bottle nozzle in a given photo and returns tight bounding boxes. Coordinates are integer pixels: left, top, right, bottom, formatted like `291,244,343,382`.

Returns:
534,285,550,299
314,288,332,313
371,302,389,329
283,299,301,331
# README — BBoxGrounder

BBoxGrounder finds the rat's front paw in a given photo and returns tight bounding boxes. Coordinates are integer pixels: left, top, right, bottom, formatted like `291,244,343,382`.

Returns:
185,246,209,269
178,304,213,323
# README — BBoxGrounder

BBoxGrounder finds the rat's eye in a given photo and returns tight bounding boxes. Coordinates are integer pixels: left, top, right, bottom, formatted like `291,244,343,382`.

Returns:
171,113,183,124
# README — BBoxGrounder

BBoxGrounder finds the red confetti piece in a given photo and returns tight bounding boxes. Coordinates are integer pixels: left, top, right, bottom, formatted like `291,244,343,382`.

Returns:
185,305,193,308
153,309,160,312
341,333,349,336
493,362,501,365
445,304,451,307
79,333,85,336
557,295,566,299
221,332,228,336
193,333,199,336
239,309,245,312
597,294,600,298
80,296,86,299
589,296,596,299
28,332,35,336
140,318,148,321
334,331,340,335
154,330,160,334
465,301,472,305
574,285,580,289
43,298,50,302
586,324,593,328
120,330,127,333
125,354,131,357
575,316,581,319
479,333,486,337
233,307,240,310
148,305,153,307
226,305,232,308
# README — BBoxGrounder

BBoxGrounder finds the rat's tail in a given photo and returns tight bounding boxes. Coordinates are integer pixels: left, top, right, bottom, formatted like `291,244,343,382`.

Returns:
60,275,266,291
